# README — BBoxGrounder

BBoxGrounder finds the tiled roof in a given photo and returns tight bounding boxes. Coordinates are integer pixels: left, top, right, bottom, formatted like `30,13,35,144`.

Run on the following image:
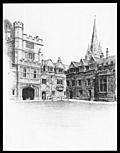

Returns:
83,59,89,65
43,59,55,67
64,64,69,71
71,61,80,67
54,62,65,69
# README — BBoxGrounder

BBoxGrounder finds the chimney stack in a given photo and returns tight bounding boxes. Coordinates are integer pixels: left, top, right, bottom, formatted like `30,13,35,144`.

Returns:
100,52,104,58
106,48,109,59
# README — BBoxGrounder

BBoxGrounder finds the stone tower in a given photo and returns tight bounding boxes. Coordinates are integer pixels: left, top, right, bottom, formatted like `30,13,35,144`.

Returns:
13,21,24,64
4,19,14,65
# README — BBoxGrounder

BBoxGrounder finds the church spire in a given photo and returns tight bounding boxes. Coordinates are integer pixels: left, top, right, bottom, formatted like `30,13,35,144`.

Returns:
90,15,98,53
85,17,103,60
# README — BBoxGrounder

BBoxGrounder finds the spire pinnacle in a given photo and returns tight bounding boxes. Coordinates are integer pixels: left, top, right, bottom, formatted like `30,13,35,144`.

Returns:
90,15,98,52
85,17,103,59
94,15,96,22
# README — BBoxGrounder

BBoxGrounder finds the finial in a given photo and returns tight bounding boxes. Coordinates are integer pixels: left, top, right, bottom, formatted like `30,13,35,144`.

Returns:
58,57,62,63
94,15,96,24
94,15,96,20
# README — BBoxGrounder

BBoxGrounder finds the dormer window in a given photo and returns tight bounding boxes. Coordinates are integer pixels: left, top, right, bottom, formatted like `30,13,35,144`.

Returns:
70,68,75,72
48,66,53,72
59,68,63,73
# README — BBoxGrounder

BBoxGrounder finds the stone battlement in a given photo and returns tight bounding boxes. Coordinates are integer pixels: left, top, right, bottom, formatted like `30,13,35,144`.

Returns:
13,21,24,28
23,34,43,44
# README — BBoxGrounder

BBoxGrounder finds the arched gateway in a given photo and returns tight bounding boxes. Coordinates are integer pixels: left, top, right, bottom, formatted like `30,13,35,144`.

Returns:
22,87,34,100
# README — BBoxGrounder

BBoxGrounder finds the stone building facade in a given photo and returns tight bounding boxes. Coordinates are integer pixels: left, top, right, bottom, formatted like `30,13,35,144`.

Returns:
66,18,116,102
4,19,68,100
40,57,68,100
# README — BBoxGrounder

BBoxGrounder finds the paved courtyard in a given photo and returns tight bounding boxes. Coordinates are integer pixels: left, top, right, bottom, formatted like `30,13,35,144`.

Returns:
3,100,117,151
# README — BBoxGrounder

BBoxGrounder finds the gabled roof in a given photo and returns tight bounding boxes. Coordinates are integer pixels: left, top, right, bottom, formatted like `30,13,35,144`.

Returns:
79,59,89,66
64,64,69,71
73,61,80,67
54,62,65,69
43,59,55,67
88,54,97,64
69,61,80,68
79,59,84,66
83,59,89,66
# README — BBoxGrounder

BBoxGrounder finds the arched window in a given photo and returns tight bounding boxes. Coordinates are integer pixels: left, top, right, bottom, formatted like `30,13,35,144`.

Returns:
50,67,53,72
23,68,26,77
43,65,45,71
12,89,15,95
34,70,36,78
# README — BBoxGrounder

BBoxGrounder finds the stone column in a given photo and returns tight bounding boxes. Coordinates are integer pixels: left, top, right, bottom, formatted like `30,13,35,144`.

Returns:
34,88,36,100
20,88,23,100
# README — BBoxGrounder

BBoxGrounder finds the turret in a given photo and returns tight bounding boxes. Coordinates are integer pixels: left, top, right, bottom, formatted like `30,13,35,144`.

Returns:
13,21,24,63
4,19,13,41
13,21,24,38
106,48,109,59
57,57,62,63
100,52,104,58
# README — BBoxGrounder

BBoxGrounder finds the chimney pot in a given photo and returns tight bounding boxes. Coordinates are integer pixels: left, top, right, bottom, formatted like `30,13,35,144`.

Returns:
106,48,109,59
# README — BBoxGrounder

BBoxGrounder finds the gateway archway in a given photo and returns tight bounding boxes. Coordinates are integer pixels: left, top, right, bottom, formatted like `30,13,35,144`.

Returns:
22,87,34,100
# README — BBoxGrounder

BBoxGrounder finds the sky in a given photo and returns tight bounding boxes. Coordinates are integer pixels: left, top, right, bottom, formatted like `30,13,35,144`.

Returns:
3,3,117,65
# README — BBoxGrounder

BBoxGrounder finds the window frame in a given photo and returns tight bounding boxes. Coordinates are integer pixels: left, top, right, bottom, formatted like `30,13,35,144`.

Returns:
78,80,81,86
26,41,34,49
99,77,107,92
34,70,37,78
72,80,75,86
42,79,46,84
59,68,63,73
87,78,91,86
52,91,55,95
67,80,69,86
57,79,63,85
12,89,15,95
79,90,83,95
23,67,26,77
28,52,34,60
